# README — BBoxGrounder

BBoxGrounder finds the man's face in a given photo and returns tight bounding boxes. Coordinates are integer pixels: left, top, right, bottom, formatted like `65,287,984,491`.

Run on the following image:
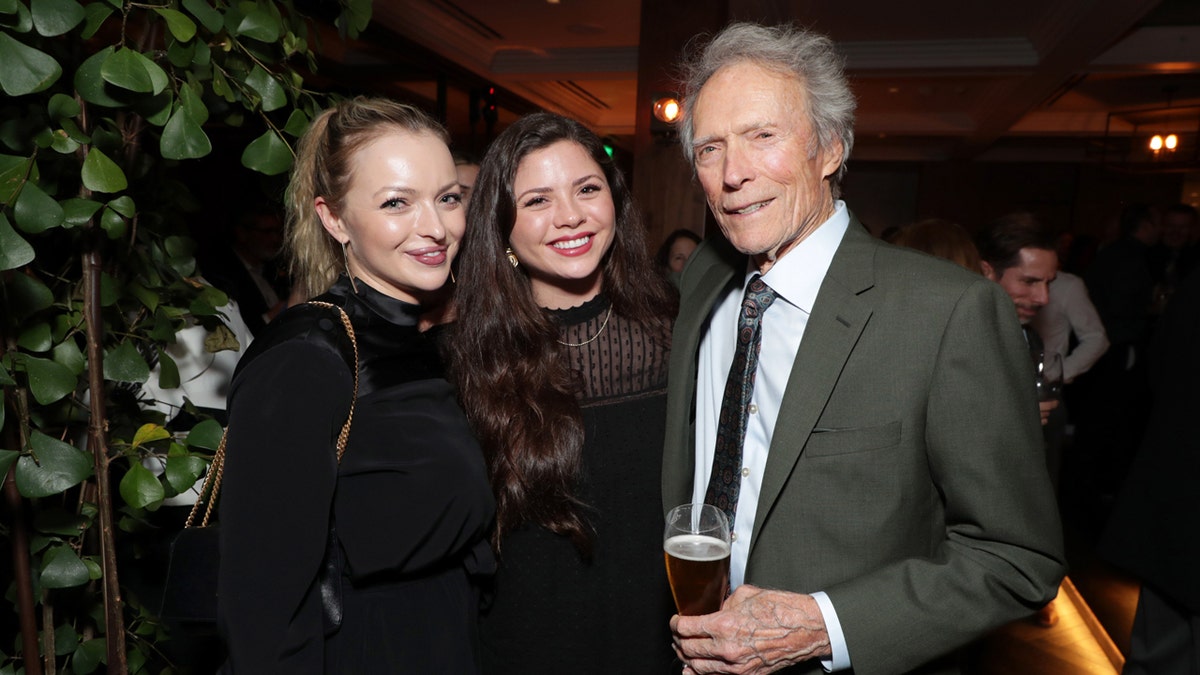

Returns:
689,61,843,273
983,248,1058,324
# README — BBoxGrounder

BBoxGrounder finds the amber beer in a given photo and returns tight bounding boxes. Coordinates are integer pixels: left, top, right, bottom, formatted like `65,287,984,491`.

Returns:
664,534,731,616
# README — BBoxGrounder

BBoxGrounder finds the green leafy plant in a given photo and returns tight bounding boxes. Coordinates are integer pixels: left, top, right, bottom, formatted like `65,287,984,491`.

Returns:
0,0,370,672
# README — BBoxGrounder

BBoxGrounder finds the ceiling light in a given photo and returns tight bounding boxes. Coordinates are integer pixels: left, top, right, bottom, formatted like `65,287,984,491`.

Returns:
1165,134,1178,150
1150,135,1164,151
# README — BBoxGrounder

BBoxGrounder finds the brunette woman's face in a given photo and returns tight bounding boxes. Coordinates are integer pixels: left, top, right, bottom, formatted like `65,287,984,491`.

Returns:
507,140,616,310
315,129,464,304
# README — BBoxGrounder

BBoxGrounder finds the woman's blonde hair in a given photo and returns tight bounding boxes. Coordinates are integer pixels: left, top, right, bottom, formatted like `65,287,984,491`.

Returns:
285,97,449,298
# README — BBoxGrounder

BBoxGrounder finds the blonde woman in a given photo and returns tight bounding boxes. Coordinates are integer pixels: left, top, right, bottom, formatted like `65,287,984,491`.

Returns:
218,98,494,673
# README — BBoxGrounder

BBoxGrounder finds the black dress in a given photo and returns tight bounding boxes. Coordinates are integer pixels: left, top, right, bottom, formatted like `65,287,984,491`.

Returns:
478,295,677,674
218,276,495,674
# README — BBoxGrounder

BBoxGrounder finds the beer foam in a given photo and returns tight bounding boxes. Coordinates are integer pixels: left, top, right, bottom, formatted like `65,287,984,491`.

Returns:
664,534,731,562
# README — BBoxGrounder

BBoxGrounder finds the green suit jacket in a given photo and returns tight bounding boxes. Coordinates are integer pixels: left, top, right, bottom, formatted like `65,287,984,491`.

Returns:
663,218,1066,675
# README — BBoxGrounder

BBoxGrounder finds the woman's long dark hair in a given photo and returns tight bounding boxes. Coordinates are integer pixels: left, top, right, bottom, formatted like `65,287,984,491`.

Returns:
449,112,676,553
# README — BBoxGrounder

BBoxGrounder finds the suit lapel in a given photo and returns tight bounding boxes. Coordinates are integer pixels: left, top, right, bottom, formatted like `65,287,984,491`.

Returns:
750,220,877,552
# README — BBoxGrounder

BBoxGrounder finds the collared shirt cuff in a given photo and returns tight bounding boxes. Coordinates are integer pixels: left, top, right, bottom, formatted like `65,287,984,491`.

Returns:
811,591,851,672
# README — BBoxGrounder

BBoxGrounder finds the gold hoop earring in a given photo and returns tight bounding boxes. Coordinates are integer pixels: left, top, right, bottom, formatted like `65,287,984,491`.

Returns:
342,241,359,293
506,248,519,268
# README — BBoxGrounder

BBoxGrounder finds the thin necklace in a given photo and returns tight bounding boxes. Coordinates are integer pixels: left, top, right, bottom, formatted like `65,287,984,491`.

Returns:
558,305,613,347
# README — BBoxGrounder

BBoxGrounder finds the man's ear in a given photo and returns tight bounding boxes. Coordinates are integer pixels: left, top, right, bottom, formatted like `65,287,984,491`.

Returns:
315,197,348,244
980,260,997,282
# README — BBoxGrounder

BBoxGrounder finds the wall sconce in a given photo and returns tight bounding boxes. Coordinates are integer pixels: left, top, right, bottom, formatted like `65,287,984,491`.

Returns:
1149,134,1178,153
653,96,681,124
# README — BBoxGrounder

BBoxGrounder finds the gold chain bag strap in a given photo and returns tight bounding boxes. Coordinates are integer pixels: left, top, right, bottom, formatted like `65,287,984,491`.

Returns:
162,301,359,624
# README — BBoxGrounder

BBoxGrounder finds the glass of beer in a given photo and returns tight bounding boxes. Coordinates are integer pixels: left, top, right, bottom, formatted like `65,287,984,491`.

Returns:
663,503,731,615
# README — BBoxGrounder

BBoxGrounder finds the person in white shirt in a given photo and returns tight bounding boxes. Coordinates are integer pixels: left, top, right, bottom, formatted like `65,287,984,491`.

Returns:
663,22,1065,675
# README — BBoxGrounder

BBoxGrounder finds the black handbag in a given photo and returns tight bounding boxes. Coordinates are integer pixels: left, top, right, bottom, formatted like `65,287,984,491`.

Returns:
160,301,359,626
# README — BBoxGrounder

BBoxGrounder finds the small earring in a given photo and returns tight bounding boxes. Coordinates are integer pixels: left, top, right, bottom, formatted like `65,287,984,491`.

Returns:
450,267,457,284
342,241,359,293
506,248,519,268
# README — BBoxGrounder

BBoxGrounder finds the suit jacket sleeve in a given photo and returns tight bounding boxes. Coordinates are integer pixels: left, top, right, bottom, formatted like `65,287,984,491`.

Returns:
822,277,1065,675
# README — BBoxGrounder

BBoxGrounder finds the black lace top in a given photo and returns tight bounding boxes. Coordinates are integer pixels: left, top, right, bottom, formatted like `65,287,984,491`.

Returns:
478,294,677,674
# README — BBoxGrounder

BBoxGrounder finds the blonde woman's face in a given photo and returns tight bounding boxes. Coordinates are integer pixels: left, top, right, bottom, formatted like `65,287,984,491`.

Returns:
315,130,464,305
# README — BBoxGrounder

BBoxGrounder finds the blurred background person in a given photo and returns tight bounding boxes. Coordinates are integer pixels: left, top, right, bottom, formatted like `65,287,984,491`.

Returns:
889,218,983,274
200,204,292,337
218,98,494,673
655,228,703,286
449,112,678,674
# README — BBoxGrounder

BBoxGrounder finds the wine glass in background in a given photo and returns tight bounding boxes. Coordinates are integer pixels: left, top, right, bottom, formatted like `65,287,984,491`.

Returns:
663,503,731,616
1036,350,1064,403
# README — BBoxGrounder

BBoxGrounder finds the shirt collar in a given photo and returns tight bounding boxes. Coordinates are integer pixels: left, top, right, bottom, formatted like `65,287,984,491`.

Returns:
744,200,849,314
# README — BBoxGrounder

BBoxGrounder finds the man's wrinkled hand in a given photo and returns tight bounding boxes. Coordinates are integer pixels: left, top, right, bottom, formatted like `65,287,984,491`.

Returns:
670,585,831,675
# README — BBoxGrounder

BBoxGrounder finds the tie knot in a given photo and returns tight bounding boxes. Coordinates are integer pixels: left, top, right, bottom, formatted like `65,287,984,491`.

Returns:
744,275,777,313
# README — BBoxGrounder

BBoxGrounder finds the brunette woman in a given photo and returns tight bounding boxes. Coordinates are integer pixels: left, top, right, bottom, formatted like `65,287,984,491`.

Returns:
218,98,494,673
450,112,678,673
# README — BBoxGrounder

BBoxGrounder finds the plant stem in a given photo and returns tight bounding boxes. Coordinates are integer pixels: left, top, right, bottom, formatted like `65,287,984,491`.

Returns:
83,245,128,674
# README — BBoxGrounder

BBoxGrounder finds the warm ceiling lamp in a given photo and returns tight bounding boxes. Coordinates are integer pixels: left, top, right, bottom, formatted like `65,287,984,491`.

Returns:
1165,134,1178,150
1150,135,1164,151
653,97,681,124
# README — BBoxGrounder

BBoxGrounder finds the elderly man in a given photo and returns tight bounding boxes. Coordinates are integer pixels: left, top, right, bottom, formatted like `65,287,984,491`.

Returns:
663,23,1065,675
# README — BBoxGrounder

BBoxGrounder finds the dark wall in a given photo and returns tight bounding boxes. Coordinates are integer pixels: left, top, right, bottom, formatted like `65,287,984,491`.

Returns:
841,160,1185,239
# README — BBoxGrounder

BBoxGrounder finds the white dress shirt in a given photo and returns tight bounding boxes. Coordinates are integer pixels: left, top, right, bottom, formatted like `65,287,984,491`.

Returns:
692,201,851,671
1031,272,1109,383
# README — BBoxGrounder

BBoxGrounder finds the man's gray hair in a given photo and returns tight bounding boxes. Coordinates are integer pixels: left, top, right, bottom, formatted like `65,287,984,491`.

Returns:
677,22,857,192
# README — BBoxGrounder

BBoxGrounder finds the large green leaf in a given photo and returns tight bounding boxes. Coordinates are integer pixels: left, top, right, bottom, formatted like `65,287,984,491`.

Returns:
51,338,85,375
131,423,170,448
73,638,106,674
13,180,64,233
185,418,224,451
157,350,179,389
80,147,127,192
182,0,222,33
161,106,211,160
102,340,149,383
164,454,206,494
1,269,53,319
99,204,126,239
47,92,80,119
17,322,52,352
106,194,135,218
119,461,163,509
15,431,92,498
241,129,292,175
178,82,209,124
154,7,196,41
61,197,102,228
40,546,90,589
81,2,112,39
100,47,167,95
74,47,126,107
0,213,35,270
134,89,173,127
0,33,62,96
98,49,148,92
235,4,281,42
0,153,30,203
17,354,76,404
283,108,309,137
245,65,287,111
30,0,85,36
